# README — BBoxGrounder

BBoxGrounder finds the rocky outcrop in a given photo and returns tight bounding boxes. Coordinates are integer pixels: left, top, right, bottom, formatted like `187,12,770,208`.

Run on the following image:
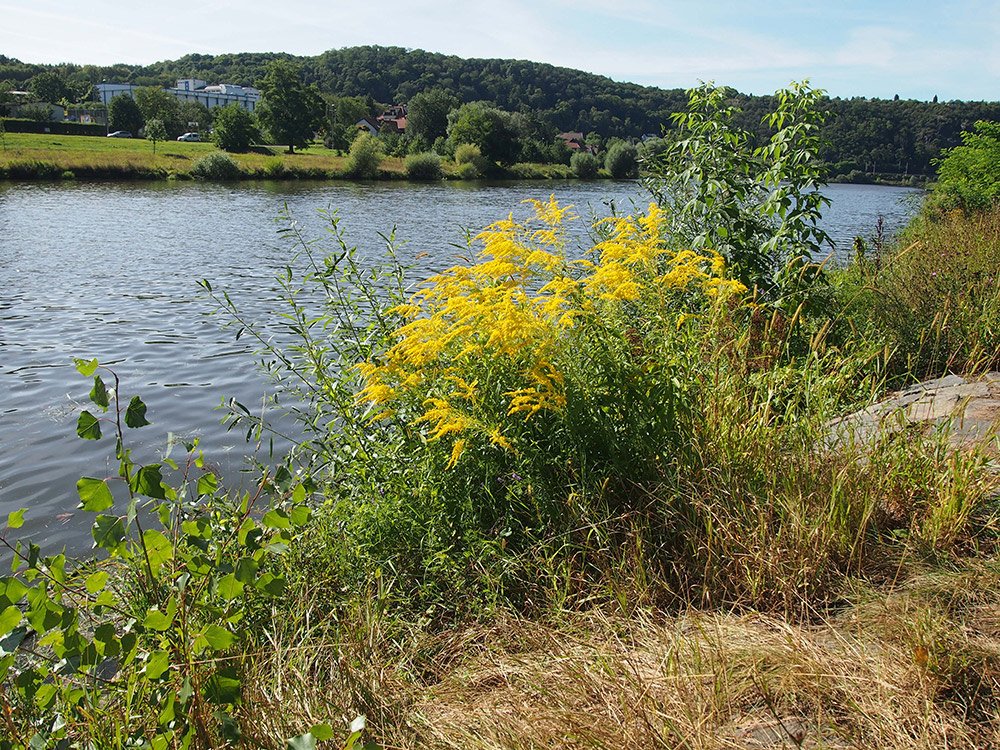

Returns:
827,372,1000,453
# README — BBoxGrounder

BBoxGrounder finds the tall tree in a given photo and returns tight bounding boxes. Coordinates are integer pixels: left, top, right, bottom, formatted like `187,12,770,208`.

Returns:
255,60,324,153
28,71,70,103
107,94,143,134
407,88,458,142
134,87,182,136
447,102,520,166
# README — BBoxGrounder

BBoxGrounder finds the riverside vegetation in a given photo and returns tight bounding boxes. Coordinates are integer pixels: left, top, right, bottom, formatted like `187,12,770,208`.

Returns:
1,83,999,748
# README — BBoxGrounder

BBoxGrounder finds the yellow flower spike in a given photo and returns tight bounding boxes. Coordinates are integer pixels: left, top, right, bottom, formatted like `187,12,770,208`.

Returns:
446,439,467,469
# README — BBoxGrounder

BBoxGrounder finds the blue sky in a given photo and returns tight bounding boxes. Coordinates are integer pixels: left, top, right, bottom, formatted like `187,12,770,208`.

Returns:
1,0,997,100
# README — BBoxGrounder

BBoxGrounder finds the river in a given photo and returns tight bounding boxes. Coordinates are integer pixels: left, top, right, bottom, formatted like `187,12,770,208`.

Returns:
0,180,922,552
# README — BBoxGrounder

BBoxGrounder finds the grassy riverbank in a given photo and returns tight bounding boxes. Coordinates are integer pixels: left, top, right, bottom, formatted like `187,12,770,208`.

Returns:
0,132,580,181
1,84,997,749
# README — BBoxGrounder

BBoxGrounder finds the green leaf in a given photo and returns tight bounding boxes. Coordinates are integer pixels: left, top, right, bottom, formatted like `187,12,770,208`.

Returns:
290,505,311,528
6,509,25,530
0,605,22,636
286,733,317,750
141,529,173,575
89,376,109,410
84,570,109,594
92,515,125,554
292,484,306,504
77,477,114,512
124,396,150,428
310,723,334,742
261,509,290,530
197,473,219,496
146,650,170,679
76,411,102,440
74,358,99,377
202,624,235,652
130,465,166,499
143,609,172,631
217,574,244,601
234,557,258,583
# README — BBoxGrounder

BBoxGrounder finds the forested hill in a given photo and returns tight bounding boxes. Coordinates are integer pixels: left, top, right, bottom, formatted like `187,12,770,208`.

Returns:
3,45,1000,178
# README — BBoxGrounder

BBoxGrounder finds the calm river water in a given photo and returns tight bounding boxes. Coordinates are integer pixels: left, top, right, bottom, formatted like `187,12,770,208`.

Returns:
0,180,921,552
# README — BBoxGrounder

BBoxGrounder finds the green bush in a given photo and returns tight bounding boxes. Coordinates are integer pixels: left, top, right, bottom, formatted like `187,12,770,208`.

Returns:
454,142,488,177
346,131,382,179
212,104,258,153
404,151,442,180
455,161,479,180
931,120,1000,212
604,141,639,178
570,150,600,178
191,151,242,180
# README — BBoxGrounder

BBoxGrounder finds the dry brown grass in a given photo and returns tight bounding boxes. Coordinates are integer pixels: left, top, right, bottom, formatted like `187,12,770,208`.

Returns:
233,560,1000,749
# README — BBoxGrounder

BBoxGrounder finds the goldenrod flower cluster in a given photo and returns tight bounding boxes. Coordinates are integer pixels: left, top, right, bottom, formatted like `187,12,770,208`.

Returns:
357,197,745,468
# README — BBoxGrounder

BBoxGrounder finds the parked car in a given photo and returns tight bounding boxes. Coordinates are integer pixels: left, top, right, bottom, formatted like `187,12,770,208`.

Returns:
106,131,132,138
177,132,201,142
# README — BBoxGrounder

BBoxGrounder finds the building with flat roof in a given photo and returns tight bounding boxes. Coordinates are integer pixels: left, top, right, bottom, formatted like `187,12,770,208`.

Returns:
96,79,261,112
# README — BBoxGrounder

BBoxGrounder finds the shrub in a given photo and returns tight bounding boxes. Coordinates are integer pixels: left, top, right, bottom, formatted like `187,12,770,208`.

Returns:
838,207,1000,377
191,151,242,180
644,81,830,298
570,150,600,178
212,103,258,153
404,151,442,180
605,140,639,178
455,161,479,180
454,142,488,177
931,120,1000,212
144,117,167,153
346,131,382,179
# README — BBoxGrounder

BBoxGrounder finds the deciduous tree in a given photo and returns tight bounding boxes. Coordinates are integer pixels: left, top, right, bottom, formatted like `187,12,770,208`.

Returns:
255,60,324,153
108,94,143,134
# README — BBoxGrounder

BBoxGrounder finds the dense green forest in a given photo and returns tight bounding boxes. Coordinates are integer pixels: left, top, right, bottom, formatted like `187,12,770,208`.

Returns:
2,45,999,179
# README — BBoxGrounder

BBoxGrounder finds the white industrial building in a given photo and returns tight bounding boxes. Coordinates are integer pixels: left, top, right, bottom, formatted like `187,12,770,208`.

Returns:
96,79,261,112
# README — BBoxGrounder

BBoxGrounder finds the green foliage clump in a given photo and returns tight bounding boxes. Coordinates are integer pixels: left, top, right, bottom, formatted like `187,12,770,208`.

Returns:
107,94,143,134
135,86,182,136
212,104,258,153
191,151,242,180
448,102,520,167
644,81,831,299
570,150,600,178
0,359,320,747
931,120,1000,212
604,140,639,178
837,208,1000,378
407,88,459,142
345,131,382,179
404,151,442,180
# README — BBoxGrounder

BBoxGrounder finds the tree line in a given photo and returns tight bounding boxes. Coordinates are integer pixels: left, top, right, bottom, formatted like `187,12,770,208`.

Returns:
2,47,1000,178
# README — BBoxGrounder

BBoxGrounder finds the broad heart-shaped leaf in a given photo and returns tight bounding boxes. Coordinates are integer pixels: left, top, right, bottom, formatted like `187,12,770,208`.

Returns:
77,477,114,512
202,624,235,652
145,650,170,679
0,605,22,637
129,465,166,499
124,396,150,428
197,473,219,497
310,723,334,741
141,529,173,576
6,510,25,530
76,411,102,440
89,375,109,410
74,358,99,377
92,515,125,554
143,609,173,631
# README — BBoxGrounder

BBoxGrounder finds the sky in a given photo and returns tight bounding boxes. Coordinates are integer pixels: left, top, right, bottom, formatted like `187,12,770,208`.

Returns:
2,0,998,101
